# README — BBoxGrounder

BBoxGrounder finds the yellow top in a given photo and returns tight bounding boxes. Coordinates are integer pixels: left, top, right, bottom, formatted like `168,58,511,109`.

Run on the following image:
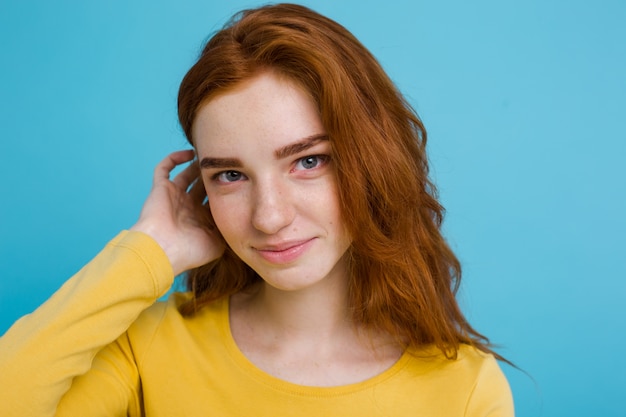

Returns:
0,231,514,416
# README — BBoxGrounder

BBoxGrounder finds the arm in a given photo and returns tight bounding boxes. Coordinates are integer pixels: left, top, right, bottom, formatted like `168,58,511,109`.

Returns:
0,151,222,416
0,231,173,416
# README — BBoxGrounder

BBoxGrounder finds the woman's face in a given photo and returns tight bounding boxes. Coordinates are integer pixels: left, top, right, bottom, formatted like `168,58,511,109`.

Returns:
192,71,352,292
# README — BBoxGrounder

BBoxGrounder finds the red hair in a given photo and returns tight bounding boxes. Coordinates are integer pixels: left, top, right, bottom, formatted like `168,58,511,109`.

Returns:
178,3,500,360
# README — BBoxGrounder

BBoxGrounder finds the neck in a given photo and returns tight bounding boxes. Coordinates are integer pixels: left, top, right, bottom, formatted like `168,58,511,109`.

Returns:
228,273,404,386
235,271,353,345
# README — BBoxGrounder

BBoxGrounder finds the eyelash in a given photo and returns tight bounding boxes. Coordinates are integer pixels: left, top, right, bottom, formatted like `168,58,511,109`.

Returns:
211,154,330,183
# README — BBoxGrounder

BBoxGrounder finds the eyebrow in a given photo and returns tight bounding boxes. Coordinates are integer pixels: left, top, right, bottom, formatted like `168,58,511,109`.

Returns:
199,133,328,169
199,157,242,169
274,133,328,159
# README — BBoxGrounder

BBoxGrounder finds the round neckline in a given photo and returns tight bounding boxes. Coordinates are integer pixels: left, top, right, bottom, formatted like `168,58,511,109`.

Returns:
218,296,412,396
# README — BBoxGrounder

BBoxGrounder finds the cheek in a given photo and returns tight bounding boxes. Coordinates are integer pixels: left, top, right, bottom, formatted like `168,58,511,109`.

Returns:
319,183,343,220
323,186,351,243
303,184,348,236
207,195,244,242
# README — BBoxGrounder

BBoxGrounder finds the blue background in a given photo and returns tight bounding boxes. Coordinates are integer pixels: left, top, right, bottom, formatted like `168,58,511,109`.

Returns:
1,1,624,415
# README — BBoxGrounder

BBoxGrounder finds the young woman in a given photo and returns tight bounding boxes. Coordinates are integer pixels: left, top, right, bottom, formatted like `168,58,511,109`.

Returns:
0,4,514,416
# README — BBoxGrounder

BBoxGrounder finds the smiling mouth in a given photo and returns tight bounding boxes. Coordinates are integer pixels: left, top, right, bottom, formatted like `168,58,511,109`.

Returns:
254,238,316,264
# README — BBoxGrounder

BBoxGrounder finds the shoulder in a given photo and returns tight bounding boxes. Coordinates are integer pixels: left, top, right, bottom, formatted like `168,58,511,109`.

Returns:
453,345,506,379
451,346,514,417
399,345,514,416
422,345,510,389
125,293,228,355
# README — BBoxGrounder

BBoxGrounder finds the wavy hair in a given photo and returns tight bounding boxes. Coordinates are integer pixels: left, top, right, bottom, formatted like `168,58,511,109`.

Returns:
177,3,500,360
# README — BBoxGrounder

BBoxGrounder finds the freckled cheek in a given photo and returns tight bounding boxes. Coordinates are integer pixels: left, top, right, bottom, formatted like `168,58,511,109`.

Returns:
301,186,346,234
206,195,248,240
323,190,351,242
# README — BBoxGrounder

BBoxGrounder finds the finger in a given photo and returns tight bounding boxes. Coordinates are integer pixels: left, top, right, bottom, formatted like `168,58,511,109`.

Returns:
188,175,207,204
172,158,200,190
189,178,216,230
153,150,195,184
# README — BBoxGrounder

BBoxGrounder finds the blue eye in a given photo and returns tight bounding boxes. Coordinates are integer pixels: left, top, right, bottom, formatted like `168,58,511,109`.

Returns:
216,170,243,182
295,155,327,170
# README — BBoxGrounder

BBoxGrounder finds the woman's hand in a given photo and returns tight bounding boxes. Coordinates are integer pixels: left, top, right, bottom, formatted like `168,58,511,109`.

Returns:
130,150,224,276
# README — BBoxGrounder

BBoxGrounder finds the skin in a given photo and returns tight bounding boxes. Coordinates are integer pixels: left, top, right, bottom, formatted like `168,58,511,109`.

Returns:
132,71,402,387
193,71,351,294
131,149,222,276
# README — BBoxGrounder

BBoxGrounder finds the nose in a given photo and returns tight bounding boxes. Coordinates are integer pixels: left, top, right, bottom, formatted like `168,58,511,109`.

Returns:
251,179,296,234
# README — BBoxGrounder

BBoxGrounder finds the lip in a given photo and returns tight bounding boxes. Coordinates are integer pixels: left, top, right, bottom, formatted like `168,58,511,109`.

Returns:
253,238,316,264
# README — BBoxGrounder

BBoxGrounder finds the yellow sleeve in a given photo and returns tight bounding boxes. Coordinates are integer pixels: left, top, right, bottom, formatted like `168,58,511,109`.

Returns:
464,355,515,417
0,231,174,417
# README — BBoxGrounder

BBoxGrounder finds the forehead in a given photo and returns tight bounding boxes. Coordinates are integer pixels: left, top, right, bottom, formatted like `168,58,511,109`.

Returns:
191,71,325,154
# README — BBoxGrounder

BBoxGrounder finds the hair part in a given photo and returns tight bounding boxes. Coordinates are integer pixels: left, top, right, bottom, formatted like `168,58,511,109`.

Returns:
177,3,504,362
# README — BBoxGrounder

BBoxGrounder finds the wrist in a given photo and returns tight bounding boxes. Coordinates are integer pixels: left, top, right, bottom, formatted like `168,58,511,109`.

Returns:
129,222,183,275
